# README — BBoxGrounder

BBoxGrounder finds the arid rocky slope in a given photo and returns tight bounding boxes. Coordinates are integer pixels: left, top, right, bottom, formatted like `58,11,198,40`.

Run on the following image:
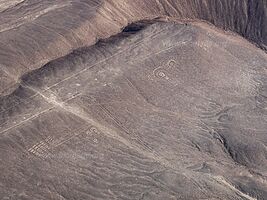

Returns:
0,1,267,200
0,0,266,95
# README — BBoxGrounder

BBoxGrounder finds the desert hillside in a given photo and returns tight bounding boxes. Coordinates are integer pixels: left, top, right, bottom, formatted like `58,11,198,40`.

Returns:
0,0,266,95
0,1,266,200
